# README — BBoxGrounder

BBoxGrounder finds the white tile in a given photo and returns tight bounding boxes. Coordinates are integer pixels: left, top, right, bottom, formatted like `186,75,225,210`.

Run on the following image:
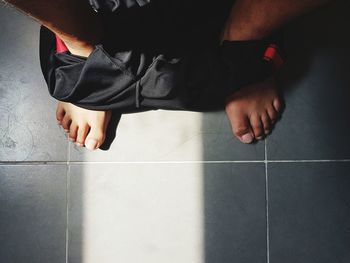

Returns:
68,163,205,263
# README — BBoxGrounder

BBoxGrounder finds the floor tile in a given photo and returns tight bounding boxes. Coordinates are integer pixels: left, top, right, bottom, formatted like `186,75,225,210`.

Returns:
0,165,67,263
268,162,350,263
68,163,267,263
69,111,265,162
268,1,350,160
68,163,205,263
204,163,267,263
0,5,68,161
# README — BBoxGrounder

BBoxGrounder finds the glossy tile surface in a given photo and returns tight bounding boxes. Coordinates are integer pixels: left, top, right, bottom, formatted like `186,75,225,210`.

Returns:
268,162,350,263
68,163,205,263
204,163,267,263
0,5,68,161
0,165,67,263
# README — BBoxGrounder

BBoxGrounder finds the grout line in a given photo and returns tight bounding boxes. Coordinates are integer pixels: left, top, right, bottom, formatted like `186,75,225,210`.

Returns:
266,159,350,163
65,164,70,263
65,139,71,263
2,159,350,165
64,160,266,164
67,139,71,164
264,140,270,263
0,161,68,165
0,160,265,165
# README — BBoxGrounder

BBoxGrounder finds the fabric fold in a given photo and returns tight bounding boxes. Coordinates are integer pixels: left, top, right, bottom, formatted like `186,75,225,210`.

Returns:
88,0,151,13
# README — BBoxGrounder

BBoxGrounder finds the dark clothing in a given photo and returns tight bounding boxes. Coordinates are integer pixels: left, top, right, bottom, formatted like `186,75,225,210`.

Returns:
39,0,283,113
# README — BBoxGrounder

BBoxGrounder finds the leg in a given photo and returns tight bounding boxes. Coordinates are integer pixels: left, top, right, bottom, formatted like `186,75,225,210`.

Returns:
3,0,111,150
3,0,102,56
223,0,332,143
222,0,332,41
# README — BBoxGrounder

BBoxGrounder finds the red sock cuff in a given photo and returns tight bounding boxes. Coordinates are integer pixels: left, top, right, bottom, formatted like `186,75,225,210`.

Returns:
263,44,284,69
55,35,69,53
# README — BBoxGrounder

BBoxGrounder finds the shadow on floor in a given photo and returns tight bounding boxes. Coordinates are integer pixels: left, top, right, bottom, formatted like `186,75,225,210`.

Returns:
203,0,350,262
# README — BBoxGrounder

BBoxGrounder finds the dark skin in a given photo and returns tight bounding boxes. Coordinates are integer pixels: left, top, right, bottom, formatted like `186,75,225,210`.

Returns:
223,0,331,41
3,0,332,149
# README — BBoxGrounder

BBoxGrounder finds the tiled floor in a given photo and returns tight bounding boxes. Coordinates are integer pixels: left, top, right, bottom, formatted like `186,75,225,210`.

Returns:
1,1,350,263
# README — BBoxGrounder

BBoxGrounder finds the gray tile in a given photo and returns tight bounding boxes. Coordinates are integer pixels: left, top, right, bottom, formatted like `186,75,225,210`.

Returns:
69,111,265,162
0,5,68,161
68,163,267,263
268,0,350,160
268,162,350,263
204,163,267,263
201,113,265,161
0,165,67,263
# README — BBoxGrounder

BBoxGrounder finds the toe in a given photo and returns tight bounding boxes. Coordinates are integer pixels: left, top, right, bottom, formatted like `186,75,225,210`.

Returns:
68,123,78,142
250,113,264,140
261,112,271,134
76,124,89,147
85,111,111,150
85,125,106,151
84,112,111,150
228,112,254,144
61,115,71,132
267,105,278,124
273,98,284,113
56,104,65,124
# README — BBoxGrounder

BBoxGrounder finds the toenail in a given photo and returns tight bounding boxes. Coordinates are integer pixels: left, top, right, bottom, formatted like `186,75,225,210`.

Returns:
85,139,98,151
241,133,254,144
64,129,69,133
256,136,264,140
75,142,84,147
69,137,75,142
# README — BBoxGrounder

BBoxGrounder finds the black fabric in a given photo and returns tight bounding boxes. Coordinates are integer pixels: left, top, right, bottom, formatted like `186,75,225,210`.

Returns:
88,0,151,12
39,27,282,112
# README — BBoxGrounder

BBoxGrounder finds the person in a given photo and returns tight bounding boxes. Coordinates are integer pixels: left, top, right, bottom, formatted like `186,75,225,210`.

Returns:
3,0,331,150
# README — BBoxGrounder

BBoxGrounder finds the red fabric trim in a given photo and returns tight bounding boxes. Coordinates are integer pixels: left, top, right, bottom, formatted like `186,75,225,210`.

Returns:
263,44,284,69
55,35,69,53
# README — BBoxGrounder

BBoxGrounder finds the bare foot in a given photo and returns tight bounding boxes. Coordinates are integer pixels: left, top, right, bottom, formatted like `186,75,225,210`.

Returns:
56,101,112,150
225,77,284,143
